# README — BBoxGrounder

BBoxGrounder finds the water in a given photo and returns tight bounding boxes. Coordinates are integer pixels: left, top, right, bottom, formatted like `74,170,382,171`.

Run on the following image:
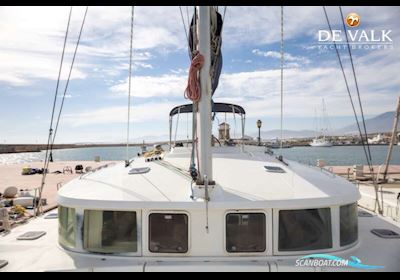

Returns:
0,145,399,166
0,146,141,165
268,145,400,166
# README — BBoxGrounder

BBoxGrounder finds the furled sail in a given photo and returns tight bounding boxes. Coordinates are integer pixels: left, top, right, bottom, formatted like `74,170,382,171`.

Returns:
188,7,223,96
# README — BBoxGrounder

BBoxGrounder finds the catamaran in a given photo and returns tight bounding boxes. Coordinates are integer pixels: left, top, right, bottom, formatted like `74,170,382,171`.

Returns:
0,6,399,272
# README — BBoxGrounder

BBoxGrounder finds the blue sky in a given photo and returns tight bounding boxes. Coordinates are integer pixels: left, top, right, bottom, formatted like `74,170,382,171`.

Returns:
0,6,399,144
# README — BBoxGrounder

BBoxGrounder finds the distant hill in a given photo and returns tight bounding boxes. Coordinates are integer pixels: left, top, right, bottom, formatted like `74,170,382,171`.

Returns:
338,111,398,134
249,111,398,140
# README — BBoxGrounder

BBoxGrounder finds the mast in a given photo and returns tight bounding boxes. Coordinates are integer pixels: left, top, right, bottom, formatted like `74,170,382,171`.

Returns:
196,6,213,184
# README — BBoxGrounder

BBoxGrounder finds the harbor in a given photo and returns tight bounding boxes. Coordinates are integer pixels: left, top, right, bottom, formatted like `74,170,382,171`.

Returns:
1,5,399,272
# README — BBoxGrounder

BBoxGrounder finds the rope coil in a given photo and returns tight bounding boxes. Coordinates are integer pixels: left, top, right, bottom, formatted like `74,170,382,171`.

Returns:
184,51,205,103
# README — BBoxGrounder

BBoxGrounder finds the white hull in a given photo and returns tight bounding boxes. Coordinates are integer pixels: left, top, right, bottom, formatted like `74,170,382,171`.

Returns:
310,140,333,147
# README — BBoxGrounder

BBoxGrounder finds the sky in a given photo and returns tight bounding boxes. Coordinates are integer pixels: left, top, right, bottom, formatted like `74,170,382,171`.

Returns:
0,6,399,144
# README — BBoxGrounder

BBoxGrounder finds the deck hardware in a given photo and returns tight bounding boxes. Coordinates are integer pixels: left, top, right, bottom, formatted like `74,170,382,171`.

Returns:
371,229,400,239
358,210,373,218
44,213,58,219
204,175,210,234
276,155,289,166
264,166,286,173
17,231,47,241
0,260,8,269
129,167,151,175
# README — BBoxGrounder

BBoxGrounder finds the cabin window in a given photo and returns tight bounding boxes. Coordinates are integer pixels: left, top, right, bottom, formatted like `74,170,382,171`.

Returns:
83,210,137,254
226,213,266,253
340,203,358,246
149,213,188,253
58,206,76,248
278,208,332,251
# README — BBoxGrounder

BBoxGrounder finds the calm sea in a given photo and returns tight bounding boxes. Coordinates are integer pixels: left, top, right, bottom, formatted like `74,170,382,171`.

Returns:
0,145,399,166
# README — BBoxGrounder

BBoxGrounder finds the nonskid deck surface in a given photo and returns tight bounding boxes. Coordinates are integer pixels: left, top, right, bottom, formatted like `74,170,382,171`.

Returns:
0,208,399,272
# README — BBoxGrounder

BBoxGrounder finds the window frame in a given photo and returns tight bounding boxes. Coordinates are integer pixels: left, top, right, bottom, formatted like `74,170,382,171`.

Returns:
273,207,336,256
146,211,191,256
339,203,359,247
224,210,269,256
82,209,142,257
58,206,76,249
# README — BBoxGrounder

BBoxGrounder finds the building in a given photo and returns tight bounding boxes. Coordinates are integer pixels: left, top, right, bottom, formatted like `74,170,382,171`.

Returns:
218,123,230,141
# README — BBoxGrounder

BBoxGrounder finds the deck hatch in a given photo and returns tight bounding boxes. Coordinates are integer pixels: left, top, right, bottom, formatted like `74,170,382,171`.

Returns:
264,166,286,173
17,231,46,240
371,229,400,239
44,213,58,219
358,210,373,218
129,167,151,175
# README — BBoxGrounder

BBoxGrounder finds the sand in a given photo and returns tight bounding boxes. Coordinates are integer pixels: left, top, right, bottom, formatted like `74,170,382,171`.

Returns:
0,161,118,212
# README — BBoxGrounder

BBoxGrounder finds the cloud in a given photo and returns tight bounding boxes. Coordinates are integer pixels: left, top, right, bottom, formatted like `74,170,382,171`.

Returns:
0,6,398,87
1,6,399,143
63,101,179,126
252,49,311,65
0,6,182,86
110,74,187,98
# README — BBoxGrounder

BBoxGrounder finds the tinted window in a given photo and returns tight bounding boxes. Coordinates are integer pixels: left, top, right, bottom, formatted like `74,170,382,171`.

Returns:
84,210,137,253
149,213,188,253
279,208,332,251
340,203,358,246
226,213,266,253
58,206,76,248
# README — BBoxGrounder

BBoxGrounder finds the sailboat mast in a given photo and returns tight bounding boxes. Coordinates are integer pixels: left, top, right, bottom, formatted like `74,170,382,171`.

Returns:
197,6,213,184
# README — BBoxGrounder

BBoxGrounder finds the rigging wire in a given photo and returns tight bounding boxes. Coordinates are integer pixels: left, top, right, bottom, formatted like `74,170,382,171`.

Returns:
179,6,191,59
37,6,72,215
322,7,382,213
339,6,373,165
280,6,284,154
44,6,72,168
38,7,88,215
51,7,88,154
339,6,381,212
322,6,372,169
126,6,135,166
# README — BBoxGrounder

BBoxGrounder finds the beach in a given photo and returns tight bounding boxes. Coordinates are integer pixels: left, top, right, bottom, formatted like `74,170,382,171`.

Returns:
0,161,117,212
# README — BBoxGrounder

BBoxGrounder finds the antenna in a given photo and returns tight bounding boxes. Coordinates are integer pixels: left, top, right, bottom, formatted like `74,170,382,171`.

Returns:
126,6,135,167
280,6,284,154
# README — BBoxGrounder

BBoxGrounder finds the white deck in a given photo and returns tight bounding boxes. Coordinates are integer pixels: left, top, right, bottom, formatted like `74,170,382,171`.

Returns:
0,208,399,272
1,146,398,272
58,146,360,209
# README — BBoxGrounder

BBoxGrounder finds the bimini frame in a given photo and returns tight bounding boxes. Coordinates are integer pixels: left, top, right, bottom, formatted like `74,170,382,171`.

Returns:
169,102,246,149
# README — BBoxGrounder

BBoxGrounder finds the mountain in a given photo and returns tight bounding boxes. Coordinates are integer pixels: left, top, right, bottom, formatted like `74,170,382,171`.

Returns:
338,111,398,134
251,111,398,140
